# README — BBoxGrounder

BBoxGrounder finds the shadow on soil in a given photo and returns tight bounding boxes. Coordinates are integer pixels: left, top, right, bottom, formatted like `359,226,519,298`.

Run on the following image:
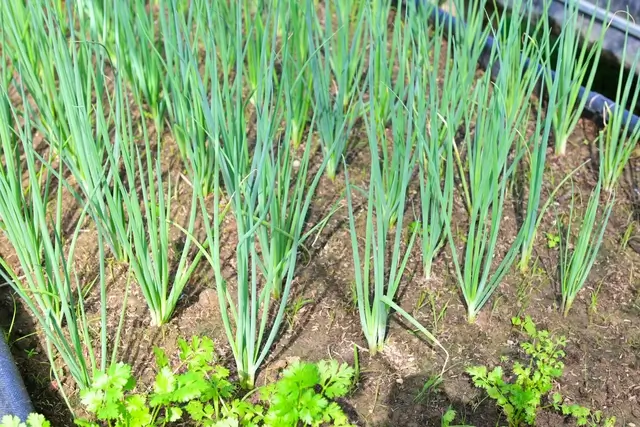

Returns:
382,372,501,427
0,288,74,426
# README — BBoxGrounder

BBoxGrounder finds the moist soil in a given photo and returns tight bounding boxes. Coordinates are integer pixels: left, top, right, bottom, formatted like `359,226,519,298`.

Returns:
1,25,640,427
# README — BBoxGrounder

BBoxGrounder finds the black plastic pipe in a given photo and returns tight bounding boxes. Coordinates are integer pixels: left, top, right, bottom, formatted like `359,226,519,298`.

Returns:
415,1,640,130
0,331,34,421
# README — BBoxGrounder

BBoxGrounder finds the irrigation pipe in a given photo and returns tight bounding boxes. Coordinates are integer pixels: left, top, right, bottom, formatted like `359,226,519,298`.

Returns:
415,1,640,130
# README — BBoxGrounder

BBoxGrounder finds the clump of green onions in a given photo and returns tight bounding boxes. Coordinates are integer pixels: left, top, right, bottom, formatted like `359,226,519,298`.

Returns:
443,69,527,323
557,175,614,317
305,0,366,180
188,0,328,388
368,0,411,132
599,34,640,192
279,0,313,147
408,4,457,279
114,85,204,327
0,86,121,408
113,0,166,123
345,60,420,354
543,0,610,156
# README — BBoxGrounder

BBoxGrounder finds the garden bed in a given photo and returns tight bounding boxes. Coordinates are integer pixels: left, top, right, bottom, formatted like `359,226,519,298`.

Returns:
0,0,639,426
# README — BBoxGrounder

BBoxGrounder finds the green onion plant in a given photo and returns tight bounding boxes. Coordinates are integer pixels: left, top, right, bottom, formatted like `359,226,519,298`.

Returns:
366,13,417,229
114,86,204,327
306,0,366,180
159,0,218,196
344,66,420,354
0,86,121,408
557,175,614,316
368,0,411,131
543,0,610,156
46,10,130,262
489,0,556,273
408,5,456,279
0,1,71,160
599,35,640,192
4,1,130,262
189,0,328,388
280,0,313,147
114,0,166,123
443,69,527,323
243,0,273,105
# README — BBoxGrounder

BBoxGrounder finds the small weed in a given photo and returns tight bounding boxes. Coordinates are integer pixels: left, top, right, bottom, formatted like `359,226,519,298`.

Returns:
441,407,475,427
466,316,614,426
589,282,604,314
546,232,560,249
619,218,634,251
285,297,313,329
24,348,38,359
413,290,449,334
349,281,358,310
413,375,443,404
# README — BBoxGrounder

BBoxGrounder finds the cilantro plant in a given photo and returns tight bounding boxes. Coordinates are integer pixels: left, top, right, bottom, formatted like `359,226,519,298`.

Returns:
440,408,474,427
0,415,50,427
260,360,355,427
22,335,355,427
466,316,614,426
75,336,234,427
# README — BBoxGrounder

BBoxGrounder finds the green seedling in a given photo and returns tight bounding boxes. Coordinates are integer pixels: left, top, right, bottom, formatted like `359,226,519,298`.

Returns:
467,316,613,426
286,297,313,329
589,282,604,314
441,408,475,427
414,375,443,404
305,0,365,180
599,35,640,192
546,232,560,249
